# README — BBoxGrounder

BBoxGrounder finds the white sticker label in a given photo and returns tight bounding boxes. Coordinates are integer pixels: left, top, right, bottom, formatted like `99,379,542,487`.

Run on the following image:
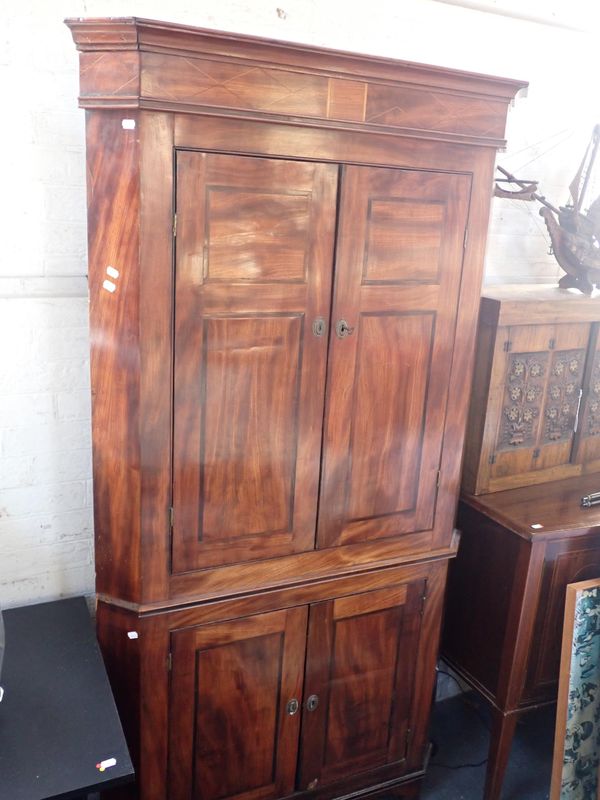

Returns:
102,279,116,293
122,119,136,130
127,631,139,640
97,757,117,772
106,266,120,279
530,523,544,530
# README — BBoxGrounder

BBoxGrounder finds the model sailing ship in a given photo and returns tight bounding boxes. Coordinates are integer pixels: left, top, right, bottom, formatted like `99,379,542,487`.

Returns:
496,125,600,294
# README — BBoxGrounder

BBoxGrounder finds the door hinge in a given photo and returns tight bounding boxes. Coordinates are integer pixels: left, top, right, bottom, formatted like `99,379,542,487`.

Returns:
169,506,174,529
172,213,177,237
548,338,556,350
167,652,172,672
436,470,441,489
420,593,428,616
533,448,541,459
463,227,469,250
489,453,496,465
405,727,413,756
503,340,512,352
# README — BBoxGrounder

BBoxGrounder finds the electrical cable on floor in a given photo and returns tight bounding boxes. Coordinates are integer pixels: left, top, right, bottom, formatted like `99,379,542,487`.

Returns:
436,669,491,732
431,757,488,770
429,668,489,771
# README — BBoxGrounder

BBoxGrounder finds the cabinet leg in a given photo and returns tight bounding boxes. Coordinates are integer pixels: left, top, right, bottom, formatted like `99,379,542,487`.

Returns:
483,709,518,800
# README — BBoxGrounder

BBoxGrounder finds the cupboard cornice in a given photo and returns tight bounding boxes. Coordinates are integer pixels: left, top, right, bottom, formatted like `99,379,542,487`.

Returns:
65,17,526,149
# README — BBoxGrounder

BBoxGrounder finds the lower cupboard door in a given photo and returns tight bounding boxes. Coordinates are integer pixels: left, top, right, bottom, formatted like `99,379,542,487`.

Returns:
168,607,307,800
297,580,424,791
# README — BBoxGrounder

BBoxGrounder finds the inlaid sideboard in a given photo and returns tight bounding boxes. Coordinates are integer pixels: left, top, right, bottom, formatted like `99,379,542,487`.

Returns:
444,475,600,799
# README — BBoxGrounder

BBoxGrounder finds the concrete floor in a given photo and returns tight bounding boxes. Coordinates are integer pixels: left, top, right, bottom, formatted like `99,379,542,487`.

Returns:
423,692,555,800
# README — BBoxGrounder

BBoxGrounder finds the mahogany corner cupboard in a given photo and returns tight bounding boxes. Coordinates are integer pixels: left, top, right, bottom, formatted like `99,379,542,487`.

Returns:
66,17,524,800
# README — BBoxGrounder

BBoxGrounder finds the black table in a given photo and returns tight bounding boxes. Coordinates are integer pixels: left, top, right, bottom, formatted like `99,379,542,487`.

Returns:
0,597,134,800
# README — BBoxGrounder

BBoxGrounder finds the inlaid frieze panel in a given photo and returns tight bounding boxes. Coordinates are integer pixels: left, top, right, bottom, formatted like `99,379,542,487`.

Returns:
542,349,585,444
79,51,140,99
497,352,548,450
364,82,506,137
327,78,367,121
142,52,329,117
133,50,513,143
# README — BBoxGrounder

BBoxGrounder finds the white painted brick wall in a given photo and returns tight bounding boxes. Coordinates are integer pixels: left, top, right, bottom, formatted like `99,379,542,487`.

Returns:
0,297,93,607
1,0,597,608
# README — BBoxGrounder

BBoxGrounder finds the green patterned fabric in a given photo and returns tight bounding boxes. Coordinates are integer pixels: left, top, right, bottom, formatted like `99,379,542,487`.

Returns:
560,587,600,799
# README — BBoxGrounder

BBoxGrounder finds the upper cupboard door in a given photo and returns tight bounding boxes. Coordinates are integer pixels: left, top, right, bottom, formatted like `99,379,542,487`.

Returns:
172,152,338,572
318,166,471,548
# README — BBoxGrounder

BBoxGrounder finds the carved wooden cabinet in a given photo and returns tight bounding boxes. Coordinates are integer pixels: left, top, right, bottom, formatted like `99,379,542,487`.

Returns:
463,285,600,495
66,17,523,800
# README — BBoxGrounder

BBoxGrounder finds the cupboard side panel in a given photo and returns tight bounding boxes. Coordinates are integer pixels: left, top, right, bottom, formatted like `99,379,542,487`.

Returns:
406,559,446,770
139,111,175,602
96,602,141,797
432,147,495,529
86,111,142,601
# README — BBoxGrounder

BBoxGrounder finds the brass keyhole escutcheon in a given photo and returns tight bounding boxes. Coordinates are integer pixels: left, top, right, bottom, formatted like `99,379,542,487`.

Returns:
312,318,326,337
306,694,319,711
286,698,299,715
335,319,355,338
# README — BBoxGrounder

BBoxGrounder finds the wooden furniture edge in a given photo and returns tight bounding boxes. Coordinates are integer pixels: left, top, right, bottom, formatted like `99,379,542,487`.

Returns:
460,492,600,541
549,580,585,800
98,537,460,615
482,286,600,327
64,16,527,99
462,303,499,495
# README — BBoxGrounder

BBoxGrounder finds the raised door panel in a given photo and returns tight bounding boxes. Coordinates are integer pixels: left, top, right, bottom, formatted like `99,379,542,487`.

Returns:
488,323,588,482
168,607,307,800
172,152,338,572
524,537,600,702
298,580,424,790
317,166,471,547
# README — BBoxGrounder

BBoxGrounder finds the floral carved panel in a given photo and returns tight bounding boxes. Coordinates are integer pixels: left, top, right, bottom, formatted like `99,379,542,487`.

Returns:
580,351,600,441
543,349,585,444
497,352,548,450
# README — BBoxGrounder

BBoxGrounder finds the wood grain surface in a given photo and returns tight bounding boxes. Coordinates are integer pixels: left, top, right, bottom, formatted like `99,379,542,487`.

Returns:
318,166,470,548
71,18,521,800
172,151,337,572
